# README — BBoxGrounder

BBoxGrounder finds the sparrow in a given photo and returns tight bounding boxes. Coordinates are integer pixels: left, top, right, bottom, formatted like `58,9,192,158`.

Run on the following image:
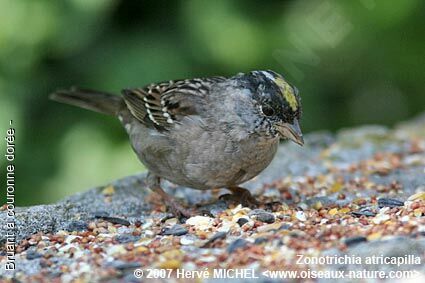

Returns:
50,70,303,217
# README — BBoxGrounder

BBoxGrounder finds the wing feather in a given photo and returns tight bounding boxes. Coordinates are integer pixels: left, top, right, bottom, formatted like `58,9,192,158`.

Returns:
122,76,225,130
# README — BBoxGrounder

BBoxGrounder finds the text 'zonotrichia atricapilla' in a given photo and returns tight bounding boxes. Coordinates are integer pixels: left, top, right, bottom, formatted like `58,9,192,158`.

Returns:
50,70,303,217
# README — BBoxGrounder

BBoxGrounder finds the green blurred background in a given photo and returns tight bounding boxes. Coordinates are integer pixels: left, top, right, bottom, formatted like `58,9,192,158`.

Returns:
1,0,424,205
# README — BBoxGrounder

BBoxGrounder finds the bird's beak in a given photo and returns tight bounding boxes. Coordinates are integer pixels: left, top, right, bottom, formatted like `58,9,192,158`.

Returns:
275,119,304,146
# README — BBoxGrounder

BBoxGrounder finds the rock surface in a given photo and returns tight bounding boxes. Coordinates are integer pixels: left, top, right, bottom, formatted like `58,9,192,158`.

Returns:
1,113,425,282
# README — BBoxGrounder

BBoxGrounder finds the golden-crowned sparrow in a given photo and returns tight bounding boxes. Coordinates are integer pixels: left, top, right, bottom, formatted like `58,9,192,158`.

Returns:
50,70,303,217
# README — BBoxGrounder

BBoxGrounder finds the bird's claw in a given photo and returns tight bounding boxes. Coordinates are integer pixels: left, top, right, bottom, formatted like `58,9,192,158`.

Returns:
220,187,259,208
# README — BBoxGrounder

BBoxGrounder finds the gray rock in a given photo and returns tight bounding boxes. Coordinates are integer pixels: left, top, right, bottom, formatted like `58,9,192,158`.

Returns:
3,111,422,242
378,197,405,208
227,239,249,253
161,224,188,236
96,216,131,226
105,260,141,270
25,248,43,260
343,236,368,247
237,218,249,226
64,220,88,232
248,209,275,223
351,208,377,217
1,112,425,283
114,234,140,244
0,175,150,242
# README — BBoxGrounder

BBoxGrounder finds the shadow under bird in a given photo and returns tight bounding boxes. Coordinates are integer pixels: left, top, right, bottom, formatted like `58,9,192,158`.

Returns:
50,70,303,217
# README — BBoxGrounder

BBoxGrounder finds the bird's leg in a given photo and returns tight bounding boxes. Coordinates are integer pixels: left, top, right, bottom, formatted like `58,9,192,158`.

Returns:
221,186,259,208
146,173,194,218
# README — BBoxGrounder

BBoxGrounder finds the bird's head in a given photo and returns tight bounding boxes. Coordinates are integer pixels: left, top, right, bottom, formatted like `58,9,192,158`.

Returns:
235,70,304,146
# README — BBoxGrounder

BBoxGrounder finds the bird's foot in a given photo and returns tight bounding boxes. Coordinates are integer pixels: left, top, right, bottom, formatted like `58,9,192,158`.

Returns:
220,186,259,208
147,173,196,220
165,198,197,219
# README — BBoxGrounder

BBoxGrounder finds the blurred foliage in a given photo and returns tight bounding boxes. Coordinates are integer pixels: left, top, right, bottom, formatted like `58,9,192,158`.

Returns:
0,0,424,205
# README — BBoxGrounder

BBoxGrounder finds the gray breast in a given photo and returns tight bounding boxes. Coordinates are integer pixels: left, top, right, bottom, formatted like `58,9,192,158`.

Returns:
127,115,278,189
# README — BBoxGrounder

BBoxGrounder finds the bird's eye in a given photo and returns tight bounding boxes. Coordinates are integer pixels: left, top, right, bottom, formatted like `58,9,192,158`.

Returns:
261,105,274,116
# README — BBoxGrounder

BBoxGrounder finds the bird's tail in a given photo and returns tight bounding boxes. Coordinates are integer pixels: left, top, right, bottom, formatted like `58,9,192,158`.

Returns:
49,87,123,116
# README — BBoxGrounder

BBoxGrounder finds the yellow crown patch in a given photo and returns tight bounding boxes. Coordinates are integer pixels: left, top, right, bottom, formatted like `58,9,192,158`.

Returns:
274,77,298,111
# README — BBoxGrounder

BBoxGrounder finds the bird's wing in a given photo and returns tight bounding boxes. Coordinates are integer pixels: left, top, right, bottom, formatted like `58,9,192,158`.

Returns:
122,77,225,130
